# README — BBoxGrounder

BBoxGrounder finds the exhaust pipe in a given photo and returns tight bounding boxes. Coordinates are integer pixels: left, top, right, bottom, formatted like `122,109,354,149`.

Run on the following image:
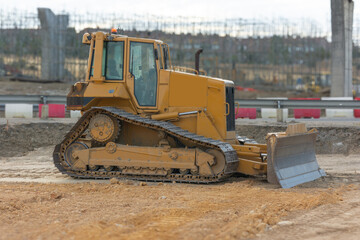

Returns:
195,48,203,75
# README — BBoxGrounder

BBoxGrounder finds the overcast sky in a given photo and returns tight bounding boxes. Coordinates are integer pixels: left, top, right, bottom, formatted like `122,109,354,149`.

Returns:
2,0,359,27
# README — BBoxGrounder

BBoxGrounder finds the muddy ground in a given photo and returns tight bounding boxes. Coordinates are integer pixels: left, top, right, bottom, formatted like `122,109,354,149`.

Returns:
0,120,360,239
1,119,359,157
1,181,359,240
236,124,360,155
0,146,359,240
0,121,73,157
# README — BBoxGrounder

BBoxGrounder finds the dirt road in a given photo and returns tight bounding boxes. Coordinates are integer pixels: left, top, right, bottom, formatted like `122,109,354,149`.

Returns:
0,119,359,240
2,120,359,159
1,182,356,240
0,147,359,240
257,190,360,240
1,147,359,184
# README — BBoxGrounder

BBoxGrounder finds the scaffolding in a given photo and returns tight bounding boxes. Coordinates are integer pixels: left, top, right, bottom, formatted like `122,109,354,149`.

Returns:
0,8,359,91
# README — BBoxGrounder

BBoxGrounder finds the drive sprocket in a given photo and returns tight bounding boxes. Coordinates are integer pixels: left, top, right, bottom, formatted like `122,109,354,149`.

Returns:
88,113,120,144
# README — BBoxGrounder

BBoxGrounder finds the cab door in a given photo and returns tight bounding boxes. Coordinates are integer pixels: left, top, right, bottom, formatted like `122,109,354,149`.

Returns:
127,39,159,109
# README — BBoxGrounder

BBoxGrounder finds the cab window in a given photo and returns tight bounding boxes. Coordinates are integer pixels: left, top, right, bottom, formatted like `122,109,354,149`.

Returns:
162,45,169,69
102,41,124,80
157,44,163,69
89,41,95,78
129,42,158,107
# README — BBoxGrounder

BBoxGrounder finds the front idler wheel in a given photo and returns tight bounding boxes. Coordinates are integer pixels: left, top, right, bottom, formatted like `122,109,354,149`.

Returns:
65,142,88,167
206,149,226,176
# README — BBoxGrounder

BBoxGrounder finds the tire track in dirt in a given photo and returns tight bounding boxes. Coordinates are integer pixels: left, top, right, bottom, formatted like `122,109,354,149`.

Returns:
257,188,360,240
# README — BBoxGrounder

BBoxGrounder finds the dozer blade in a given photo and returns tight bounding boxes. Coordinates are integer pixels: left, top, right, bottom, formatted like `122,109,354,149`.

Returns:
266,126,326,188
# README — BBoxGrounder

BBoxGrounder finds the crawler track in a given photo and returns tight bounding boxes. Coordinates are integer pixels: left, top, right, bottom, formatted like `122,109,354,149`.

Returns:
53,107,239,183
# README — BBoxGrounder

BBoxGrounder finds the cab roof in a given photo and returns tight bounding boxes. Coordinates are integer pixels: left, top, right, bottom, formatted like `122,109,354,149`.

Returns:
82,31,164,45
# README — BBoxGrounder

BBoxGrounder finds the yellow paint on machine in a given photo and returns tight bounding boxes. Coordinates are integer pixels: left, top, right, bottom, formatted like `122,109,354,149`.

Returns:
62,30,323,188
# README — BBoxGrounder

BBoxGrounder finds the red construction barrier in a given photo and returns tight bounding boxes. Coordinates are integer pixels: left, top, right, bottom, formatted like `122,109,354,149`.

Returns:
235,86,257,92
355,97,360,118
39,104,65,118
235,108,257,119
290,98,321,119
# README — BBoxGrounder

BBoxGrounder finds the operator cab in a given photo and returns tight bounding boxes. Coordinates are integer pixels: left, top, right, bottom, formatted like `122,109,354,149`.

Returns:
82,31,171,109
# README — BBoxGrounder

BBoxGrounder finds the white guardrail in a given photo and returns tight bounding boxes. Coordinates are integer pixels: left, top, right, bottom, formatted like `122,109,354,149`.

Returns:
235,99,360,109
0,95,74,118
0,95,360,108
1,95,360,119
0,95,66,105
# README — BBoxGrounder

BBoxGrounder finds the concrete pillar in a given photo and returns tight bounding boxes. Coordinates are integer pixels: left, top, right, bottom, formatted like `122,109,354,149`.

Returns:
276,109,284,122
40,105,49,119
37,8,69,81
330,0,354,97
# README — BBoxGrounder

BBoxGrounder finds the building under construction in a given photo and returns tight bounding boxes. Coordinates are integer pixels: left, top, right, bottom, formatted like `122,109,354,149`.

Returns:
0,8,360,93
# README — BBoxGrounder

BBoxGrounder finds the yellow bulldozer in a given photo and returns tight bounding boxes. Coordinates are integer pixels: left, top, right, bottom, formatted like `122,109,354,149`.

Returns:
54,30,325,188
